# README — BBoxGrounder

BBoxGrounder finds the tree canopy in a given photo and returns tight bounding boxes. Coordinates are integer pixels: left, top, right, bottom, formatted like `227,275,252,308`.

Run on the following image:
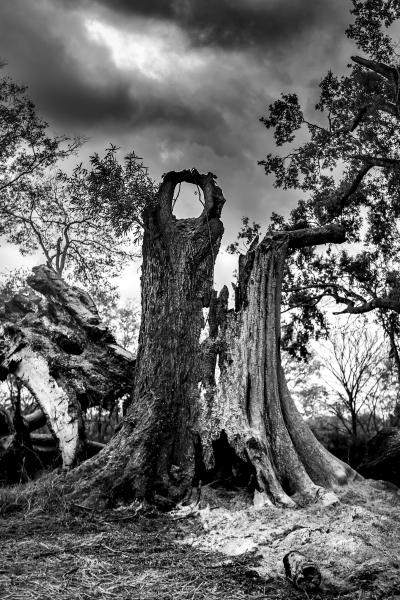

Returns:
0,65,157,295
256,0,400,357
0,65,79,196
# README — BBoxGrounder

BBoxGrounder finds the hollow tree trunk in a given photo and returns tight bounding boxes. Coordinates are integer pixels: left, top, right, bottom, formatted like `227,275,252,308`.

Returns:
0,266,135,468
68,171,358,509
68,170,225,506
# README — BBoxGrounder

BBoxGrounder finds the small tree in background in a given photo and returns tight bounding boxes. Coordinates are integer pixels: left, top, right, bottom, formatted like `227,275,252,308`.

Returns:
0,64,79,196
284,319,399,465
0,148,156,298
318,323,396,439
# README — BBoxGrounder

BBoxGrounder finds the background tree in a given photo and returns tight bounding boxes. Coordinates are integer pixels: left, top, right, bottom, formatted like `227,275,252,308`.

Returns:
317,323,395,440
0,74,153,477
283,318,399,466
0,64,79,196
258,0,400,362
283,352,329,420
0,146,156,297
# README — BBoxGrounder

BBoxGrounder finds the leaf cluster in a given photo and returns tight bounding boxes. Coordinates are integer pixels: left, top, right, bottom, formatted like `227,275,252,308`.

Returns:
256,0,400,356
0,68,79,201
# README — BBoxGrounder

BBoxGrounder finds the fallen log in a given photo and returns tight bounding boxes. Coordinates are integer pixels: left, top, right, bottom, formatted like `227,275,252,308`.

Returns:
0,265,135,468
283,551,322,591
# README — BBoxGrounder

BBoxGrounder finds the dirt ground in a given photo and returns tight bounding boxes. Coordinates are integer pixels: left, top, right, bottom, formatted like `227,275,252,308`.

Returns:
0,479,400,600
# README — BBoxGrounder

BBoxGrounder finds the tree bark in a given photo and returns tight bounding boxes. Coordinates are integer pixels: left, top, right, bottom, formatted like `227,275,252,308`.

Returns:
197,233,357,507
68,170,225,506
66,171,358,509
0,266,135,468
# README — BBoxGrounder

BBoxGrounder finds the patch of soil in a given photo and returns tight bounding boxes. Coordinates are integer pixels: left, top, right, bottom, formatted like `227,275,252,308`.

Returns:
173,481,400,599
0,480,399,599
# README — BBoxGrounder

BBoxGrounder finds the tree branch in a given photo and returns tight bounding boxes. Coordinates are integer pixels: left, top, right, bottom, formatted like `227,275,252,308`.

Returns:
330,293,400,315
351,155,400,168
351,55,398,81
265,223,346,249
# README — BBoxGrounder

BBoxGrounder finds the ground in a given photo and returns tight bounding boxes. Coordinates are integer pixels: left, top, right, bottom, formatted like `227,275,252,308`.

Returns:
0,479,400,600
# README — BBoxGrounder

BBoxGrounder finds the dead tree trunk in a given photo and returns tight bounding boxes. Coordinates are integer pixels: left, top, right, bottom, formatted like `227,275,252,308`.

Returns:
197,230,358,507
68,171,358,509
69,170,225,506
0,266,135,469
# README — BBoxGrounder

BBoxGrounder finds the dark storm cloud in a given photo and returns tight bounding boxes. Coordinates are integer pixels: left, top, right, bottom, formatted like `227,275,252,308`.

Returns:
0,0,354,237
0,0,232,139
0,0,356,287
61,0,349,50
0,0,126,129
0,0,352,140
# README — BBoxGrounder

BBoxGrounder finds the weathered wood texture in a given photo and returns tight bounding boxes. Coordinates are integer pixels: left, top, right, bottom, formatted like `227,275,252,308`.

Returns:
66,171,358,508
197,232,357,507
0,266,135,468
68,170,225,507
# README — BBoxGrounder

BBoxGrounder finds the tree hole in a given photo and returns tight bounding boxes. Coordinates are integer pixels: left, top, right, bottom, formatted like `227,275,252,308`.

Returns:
198,430,258,491
172,183,204,219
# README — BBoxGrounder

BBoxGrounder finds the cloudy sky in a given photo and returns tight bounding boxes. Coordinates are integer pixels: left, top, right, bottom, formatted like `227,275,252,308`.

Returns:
0,0,356,298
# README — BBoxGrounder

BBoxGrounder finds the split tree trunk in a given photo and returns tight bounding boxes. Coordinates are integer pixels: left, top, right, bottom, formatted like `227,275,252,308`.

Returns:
68,171,359,509
0,266,135,468
197,230,358,507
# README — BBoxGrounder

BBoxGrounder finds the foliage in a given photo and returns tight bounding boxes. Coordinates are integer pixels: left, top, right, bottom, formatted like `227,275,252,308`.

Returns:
316,322,398,438
285,319,399,465
0,65,79,202
256,0,400,357
0,268,31,302
226,217,261,255
96,292,140,355
346,0,400,61
86,145,157,238
0,147,156,293
0,67,157,298
287,320,399,439
283,352,329,419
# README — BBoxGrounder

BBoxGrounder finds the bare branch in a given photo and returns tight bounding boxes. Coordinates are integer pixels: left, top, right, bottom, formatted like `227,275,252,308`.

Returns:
265,223,346,249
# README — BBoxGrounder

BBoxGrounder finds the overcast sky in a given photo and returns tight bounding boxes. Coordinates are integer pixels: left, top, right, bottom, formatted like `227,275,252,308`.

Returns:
0,0,357,299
